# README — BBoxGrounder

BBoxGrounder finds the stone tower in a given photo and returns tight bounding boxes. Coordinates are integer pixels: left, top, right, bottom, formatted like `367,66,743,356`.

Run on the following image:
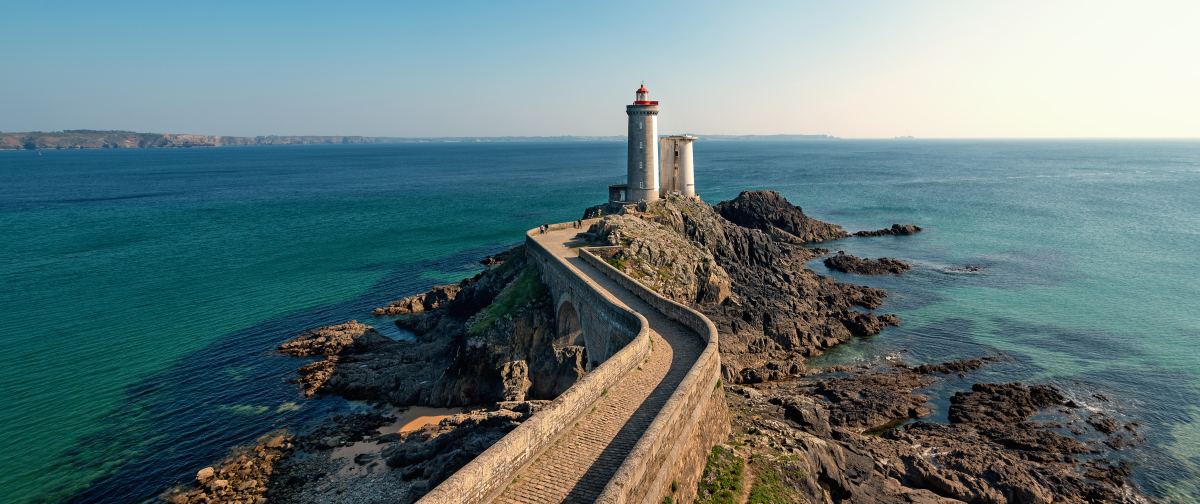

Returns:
659,135,697,197
626,84,659,202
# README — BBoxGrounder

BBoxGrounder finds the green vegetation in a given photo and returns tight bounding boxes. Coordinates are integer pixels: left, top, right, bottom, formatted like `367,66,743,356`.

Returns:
607,257,628,270
746,464,801,504
696,446,744,504
467,264,548,335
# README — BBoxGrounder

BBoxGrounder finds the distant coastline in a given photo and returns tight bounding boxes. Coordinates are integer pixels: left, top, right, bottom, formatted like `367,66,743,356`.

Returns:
0,130,839,150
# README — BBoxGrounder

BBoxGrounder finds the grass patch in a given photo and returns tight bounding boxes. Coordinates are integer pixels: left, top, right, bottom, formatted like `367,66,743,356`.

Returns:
696,445,744,504
467,264,548,335
607,257,628,270
746,464,801,504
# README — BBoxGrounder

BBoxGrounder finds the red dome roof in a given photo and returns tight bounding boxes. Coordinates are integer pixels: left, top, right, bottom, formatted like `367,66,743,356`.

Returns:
636,84,649,94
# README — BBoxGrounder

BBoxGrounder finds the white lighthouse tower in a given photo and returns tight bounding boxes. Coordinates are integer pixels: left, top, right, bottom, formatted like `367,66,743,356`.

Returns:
608,84,697,204
625,84,660,202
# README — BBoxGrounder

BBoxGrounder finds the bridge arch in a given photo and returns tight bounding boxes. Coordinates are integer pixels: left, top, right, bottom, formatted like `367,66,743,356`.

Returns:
556,300,583,345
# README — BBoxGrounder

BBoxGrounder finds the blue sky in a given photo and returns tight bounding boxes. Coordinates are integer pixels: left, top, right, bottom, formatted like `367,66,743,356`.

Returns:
2,0,1197,138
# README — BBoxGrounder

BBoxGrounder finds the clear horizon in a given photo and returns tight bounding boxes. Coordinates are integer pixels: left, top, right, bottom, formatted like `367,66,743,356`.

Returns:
2,0,1197,139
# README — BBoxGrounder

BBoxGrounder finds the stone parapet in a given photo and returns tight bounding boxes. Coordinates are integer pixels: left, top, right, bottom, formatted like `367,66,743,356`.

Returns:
580,247,730,504
415,229,651,504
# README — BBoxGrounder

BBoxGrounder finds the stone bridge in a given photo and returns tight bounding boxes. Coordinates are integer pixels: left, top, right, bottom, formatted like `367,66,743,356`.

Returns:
416,219,729,504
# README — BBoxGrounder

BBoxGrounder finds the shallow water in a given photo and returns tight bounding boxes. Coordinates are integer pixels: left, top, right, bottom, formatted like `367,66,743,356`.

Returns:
0,140,1197,502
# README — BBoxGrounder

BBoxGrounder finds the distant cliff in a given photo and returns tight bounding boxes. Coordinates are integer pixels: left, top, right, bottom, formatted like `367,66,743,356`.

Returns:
0,130,626,150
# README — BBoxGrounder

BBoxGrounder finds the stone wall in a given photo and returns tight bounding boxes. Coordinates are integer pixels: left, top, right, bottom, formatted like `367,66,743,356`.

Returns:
580,247,730,504
414,229,651,504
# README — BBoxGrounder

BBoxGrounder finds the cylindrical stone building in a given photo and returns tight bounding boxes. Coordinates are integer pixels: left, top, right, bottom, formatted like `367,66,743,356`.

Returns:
676,136,696,197
658,135,697,197
626,84,659,202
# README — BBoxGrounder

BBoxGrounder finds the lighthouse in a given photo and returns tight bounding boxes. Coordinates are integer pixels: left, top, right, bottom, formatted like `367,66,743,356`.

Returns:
625,84,660,202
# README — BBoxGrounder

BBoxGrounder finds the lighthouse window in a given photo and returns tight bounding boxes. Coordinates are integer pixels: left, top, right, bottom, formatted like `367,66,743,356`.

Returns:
639,142,643,149
639,182,644,189
639,122,642,130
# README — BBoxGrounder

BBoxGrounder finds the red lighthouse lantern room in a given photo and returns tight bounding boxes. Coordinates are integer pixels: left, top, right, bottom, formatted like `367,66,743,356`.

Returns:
634,84,657,105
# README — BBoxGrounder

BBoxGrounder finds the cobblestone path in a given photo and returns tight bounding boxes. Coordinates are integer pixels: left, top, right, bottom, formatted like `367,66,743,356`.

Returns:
493,226,705,504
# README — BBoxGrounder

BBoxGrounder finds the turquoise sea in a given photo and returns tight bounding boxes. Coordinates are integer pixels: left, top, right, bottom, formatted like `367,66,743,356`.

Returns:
1,140,1198,503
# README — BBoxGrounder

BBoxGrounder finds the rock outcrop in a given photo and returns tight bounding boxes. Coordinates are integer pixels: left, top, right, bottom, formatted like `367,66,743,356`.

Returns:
372,284,462,316
824,254,913,275
161,430,295,504
278,321,390,357
280,246,585,407
277,321,395,396
720,363,1146,504
713,190,850,243
854,224,923,237
262,403,549,504
589,194,898,383
586,214,732,305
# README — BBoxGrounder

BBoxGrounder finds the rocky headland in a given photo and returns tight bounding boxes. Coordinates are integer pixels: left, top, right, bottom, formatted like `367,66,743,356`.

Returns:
585,191,898,383
163,189,1148,504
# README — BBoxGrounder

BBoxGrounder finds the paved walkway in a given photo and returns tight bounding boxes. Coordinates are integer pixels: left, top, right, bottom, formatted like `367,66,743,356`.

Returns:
494,226,705,504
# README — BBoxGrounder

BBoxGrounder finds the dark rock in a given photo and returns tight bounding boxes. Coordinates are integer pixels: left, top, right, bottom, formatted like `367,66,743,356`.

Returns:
823,255,912,275
479,245,522,267
913,357,997,375
277,321,390,357
947,382,1066,428
712,190,849,243
595,195,899,383
809,367,933,430
372,283,463,316
1088,412,1120,435
853,224,922,237
281,249,583,408
723,368,1144,504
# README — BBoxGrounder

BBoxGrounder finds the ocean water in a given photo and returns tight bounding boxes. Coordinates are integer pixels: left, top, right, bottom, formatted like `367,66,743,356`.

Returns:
0,140,1197,503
